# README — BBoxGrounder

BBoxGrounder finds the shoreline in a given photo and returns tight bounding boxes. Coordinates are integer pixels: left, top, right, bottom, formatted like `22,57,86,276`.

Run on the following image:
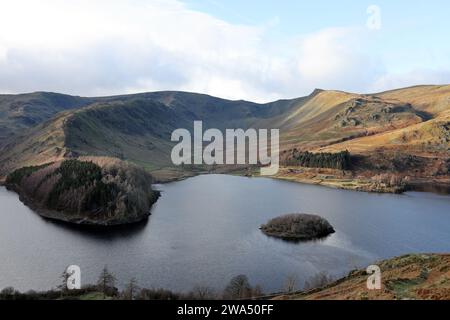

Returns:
151,167,450,195
271,175,450,195
271,166,450,195
270,174,404,194
2,168,449,202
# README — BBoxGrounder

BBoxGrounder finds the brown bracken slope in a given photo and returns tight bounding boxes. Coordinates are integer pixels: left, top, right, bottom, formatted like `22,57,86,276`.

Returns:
275,254,450,300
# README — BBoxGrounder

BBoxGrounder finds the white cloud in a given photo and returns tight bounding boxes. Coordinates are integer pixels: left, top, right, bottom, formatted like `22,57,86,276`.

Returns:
370,69,450,92
0,0,447,102
0,0,274,100
295,27,384,93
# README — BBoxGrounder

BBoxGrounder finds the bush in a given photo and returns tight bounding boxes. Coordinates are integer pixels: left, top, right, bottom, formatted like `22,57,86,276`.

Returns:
371,173,407,188
137,288,183,300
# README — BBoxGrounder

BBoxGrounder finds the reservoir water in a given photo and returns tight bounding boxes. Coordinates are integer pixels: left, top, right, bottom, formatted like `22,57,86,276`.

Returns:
1,174,449,293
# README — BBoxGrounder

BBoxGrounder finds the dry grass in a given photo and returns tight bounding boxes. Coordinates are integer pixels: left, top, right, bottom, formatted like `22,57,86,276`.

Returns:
315,112,450,155
277,254,450,300
378,84,450,116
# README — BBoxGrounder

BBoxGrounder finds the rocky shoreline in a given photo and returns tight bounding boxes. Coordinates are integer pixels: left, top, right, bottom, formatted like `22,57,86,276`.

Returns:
150,165,450,195
272,166,450,194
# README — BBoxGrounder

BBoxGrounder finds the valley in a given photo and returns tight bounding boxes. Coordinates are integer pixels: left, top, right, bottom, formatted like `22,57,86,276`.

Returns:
1,0,449,304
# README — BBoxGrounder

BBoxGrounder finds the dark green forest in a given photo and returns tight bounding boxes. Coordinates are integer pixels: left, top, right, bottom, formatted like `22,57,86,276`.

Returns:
46,160,119,212
283,150,352,170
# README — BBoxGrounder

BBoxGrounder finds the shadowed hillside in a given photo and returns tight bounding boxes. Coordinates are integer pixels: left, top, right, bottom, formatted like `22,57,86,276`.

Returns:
0,92,94,145
0,91,297,176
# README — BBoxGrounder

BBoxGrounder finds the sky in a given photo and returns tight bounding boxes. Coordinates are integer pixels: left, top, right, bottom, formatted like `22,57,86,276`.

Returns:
0,0,449,102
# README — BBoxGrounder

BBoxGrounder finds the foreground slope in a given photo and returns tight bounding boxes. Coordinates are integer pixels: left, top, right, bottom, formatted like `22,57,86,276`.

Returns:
275,254,450,300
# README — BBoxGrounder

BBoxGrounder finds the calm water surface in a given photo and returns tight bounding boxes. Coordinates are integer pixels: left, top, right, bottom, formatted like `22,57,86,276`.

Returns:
1,174,449,293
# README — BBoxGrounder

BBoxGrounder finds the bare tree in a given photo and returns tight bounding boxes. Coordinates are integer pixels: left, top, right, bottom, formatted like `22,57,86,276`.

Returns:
192,285,215,300
223,275,252,299
0,287,17,298
251,284,264,298
304,271,334,291
57,268,72,297
122,278,139,300
97,265,116,299
284,274,298,293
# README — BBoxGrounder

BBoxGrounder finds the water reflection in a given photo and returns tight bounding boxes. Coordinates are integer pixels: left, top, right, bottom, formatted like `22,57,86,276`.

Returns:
43,217,150,240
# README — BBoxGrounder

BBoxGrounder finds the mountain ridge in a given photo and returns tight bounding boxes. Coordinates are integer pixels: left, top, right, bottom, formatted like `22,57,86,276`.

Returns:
0,85,449,189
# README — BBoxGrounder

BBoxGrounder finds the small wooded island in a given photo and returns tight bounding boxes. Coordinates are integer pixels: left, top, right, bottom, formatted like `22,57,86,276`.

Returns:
260,213,335,241
5,157,160,226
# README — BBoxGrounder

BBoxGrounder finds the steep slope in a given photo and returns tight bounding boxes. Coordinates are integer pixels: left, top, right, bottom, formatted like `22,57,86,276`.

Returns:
64,99,194,170
0,111,71,176
316,110,450,155
0,92,93,145
276,254,450,300
280,90,428,150
377,84,450,116
0,92,297,177
281,89,357,127
135,91,292,129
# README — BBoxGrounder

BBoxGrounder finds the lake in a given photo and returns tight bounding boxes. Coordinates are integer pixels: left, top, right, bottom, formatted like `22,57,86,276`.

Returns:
1,174,449,293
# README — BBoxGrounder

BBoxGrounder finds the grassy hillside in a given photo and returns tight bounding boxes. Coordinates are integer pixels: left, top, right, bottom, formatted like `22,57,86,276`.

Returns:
280,90,431,150
0,92,93,145
0,111,71,176
316,111,450,155
275,254,450,300
0,91,296,177
65,99,192,170
377,85,450,116
0,86,448,186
